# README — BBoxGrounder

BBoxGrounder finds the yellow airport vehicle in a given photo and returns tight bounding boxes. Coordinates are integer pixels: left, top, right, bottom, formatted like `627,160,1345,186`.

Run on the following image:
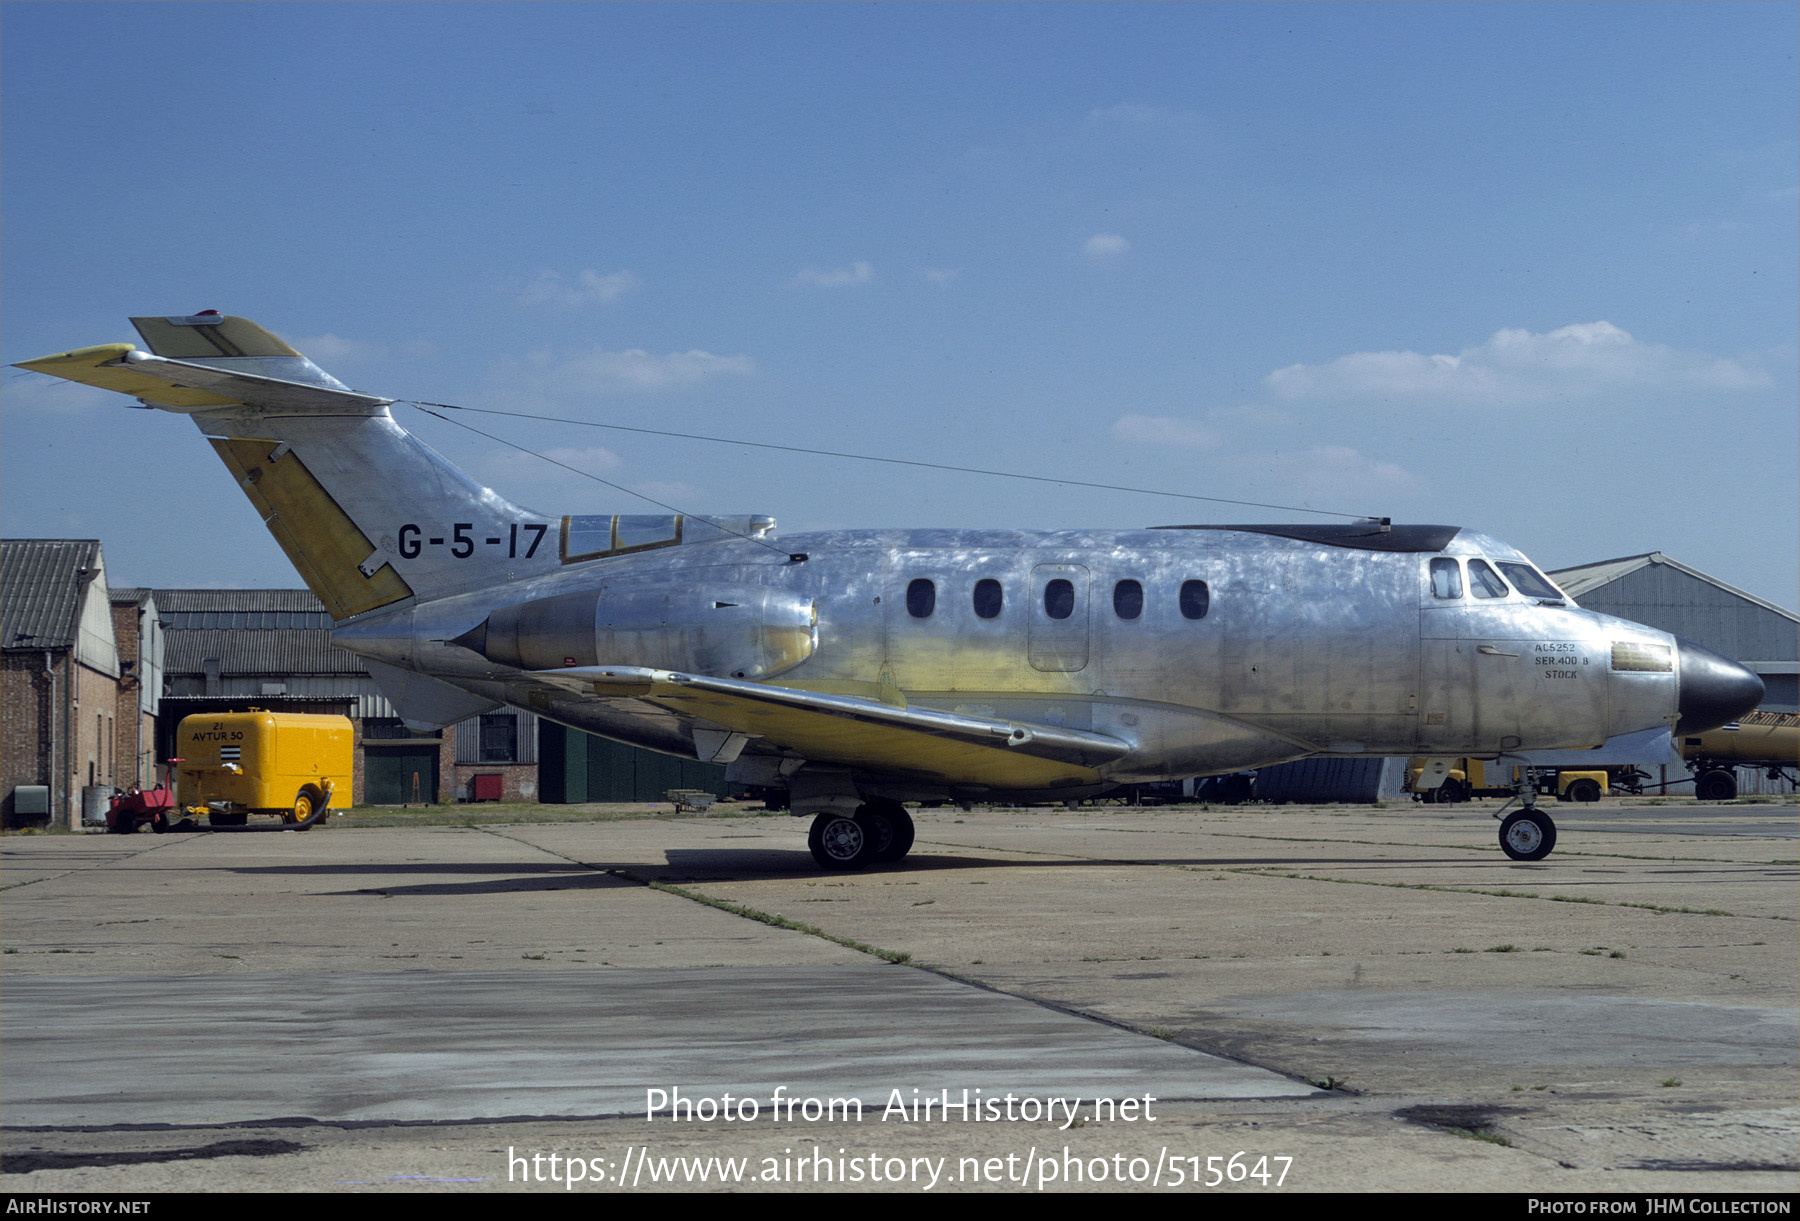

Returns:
1405,757,1608,804
175,710,351,827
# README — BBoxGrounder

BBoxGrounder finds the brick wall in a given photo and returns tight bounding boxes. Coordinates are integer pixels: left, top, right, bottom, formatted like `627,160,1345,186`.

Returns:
1,653,54,825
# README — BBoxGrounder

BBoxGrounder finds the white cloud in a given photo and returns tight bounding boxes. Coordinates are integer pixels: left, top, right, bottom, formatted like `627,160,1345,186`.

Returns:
489,445,622,478
1206,403,1298,429
919,267,962,284
518,269,641,307
794,261,874,289
1111,414,1220,450
1083,233,1130,258
294,333,386,364
507,346,757,396
1264,322,1768,406
1248,445,1422,508
629,480,700,506
472,446,625,511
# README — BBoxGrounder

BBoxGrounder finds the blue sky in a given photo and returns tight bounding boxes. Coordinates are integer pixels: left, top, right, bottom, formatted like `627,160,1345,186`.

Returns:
4,2,1795,606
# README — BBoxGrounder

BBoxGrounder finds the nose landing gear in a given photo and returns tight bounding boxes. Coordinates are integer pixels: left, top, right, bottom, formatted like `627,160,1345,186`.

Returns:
1494,765,1558,861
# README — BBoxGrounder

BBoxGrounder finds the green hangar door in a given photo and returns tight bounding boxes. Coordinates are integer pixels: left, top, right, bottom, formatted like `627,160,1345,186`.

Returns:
364,745,440,805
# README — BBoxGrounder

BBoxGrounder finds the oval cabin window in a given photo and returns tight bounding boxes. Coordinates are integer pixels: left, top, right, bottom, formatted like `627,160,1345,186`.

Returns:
1113,579,1143,620
972,578,1003,620
1044,578,1075,621
1179,580,1210,620
906,578,936,618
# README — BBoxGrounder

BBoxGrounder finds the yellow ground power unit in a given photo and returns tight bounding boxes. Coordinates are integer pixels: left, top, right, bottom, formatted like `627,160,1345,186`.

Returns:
175,710,352,827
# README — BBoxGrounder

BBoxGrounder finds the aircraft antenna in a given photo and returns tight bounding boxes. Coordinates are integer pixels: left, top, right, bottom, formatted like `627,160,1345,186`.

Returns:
405,401,1371,520
412,407,805,561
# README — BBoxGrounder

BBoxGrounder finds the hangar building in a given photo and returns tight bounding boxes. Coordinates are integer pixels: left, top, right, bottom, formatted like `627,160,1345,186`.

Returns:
1546,552,1797,713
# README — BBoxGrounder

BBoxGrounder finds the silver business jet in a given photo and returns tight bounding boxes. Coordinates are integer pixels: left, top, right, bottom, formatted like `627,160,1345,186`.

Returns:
18,314,1762,868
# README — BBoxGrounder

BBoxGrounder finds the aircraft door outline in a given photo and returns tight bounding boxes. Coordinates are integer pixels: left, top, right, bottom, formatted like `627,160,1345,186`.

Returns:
1029,563,1091,673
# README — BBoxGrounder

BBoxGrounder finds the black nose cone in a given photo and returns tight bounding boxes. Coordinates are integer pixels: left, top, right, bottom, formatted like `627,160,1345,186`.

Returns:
1675,638,1764,734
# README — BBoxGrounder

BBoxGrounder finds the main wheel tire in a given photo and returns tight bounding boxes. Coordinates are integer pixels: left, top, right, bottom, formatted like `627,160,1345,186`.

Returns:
1566,779,1602,803
1419,785,1438,804
1694,769,1737,802
808,811,873,871
863,800,915,863
113,816,137,835
1499,809,1557,861
150,811,169,834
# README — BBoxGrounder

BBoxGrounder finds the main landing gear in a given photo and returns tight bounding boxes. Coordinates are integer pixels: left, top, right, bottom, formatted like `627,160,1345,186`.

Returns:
807,799,915,871
1494,764,1557,861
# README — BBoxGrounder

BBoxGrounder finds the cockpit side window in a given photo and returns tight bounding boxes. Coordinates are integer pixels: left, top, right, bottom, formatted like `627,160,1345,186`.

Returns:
1497,562,1564,601
1468,559,1510,599
1430,558,1463,599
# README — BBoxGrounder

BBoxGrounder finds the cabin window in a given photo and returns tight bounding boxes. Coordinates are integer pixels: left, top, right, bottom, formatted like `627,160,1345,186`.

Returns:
972,578,1003,620
1044,578,1075,620
1468,559,1510,599
906,578,936,618
1113,579,1143,620
1179,579,1210,620
1430,558,1463,599
1497,562,1563,601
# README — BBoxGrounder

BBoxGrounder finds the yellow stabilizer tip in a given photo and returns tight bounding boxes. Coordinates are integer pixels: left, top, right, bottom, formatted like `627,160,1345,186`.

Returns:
13,343,241,408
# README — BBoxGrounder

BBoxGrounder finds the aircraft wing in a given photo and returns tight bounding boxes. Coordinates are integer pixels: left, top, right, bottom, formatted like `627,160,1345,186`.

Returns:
530,666,1132,789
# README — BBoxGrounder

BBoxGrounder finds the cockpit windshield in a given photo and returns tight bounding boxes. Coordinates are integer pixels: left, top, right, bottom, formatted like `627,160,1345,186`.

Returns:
1468,559,1510,599
1496,562,1564,601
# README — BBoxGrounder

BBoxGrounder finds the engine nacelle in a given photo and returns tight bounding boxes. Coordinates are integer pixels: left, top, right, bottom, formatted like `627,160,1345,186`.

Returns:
455,585,817,680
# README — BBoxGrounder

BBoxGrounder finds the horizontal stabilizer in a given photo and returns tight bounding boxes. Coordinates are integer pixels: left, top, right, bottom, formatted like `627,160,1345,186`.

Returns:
14,345,390,414
117,350,392,414
530,665,1130,787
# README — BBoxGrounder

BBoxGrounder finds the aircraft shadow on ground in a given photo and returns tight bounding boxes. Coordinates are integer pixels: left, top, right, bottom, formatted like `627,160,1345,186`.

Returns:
213,851,1454,895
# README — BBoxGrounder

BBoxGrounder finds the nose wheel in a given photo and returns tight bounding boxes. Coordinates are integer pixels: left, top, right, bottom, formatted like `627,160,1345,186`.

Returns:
1492,761,1558,860
1498,809,1557,861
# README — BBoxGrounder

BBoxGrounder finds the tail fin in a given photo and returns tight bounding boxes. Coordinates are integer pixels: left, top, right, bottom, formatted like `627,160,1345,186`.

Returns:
15,314,556,618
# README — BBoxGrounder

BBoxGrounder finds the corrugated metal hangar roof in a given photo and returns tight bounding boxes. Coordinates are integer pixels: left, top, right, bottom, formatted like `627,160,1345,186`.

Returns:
160,628,366,677
2,539,103,651
1549,552,1797,665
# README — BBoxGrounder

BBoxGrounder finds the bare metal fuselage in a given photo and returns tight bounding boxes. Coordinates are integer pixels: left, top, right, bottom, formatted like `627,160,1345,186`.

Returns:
336,521,1682,802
